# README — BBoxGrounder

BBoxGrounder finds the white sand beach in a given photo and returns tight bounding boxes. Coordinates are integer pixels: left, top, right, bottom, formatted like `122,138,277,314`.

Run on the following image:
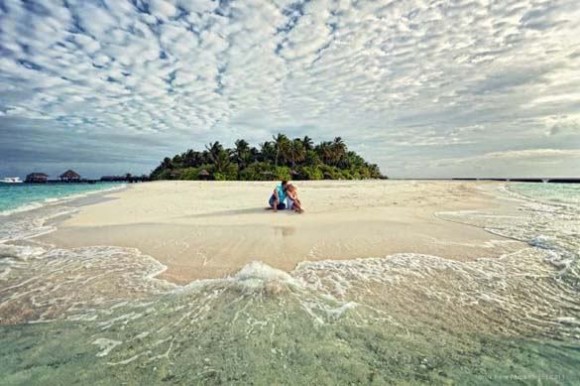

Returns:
40,180,522,284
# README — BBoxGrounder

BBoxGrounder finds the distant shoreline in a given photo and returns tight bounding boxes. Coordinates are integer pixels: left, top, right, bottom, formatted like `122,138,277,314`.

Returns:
11,177,580,184
10,179,148,185
389,178,580,183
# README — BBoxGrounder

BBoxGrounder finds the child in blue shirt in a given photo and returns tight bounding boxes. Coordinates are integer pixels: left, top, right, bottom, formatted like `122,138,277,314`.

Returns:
268,180,288,211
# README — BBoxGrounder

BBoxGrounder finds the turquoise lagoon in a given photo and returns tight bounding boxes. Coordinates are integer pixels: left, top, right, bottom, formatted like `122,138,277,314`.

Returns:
0,183,124,216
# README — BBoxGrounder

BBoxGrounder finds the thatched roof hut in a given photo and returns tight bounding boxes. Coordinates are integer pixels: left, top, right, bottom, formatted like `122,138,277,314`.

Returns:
60,169,81,181
198,169,210,180
25,172,48,183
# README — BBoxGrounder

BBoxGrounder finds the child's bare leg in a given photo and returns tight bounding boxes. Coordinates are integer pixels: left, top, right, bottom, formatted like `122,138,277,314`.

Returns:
268,197,278,211
294,199,304,212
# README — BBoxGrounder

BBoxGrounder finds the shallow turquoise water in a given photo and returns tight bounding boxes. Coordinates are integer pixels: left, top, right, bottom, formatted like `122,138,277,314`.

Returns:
0,183,124,215
0,183,578,384
510,182,580,206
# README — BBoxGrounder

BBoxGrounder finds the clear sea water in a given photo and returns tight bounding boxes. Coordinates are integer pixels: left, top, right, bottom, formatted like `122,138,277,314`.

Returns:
0,183,125,216
0,182,578,384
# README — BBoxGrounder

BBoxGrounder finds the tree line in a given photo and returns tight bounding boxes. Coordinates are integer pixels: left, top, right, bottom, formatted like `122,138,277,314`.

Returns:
150,134,385,181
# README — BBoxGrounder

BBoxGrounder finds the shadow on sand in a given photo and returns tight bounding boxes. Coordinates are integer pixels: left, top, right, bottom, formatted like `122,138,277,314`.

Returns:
175,207,294,219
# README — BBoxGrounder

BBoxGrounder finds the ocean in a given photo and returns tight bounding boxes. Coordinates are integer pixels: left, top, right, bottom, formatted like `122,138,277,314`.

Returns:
0,183,578,384
0,183,125,216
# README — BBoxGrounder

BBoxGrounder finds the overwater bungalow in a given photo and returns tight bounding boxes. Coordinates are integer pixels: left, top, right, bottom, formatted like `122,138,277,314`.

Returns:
25,172,48,183
60,169,81,182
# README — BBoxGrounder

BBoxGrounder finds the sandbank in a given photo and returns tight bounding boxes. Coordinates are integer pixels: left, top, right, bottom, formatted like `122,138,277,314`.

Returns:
39,181,523,284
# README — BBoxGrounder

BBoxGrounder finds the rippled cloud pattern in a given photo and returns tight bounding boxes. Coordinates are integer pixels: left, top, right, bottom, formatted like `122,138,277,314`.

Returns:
0,0,579,177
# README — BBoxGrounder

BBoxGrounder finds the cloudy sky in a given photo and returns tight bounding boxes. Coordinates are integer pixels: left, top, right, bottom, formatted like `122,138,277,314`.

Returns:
0,0,579,178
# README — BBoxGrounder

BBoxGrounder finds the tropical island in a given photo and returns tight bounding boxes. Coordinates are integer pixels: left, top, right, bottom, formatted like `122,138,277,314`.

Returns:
151,134,385,181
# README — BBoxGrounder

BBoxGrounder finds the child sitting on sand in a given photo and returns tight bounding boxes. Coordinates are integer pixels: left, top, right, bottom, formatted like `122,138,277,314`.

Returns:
285,184,304,213
268,180,288,211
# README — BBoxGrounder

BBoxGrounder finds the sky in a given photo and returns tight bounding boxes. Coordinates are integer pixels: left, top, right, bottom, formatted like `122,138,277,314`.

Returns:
0,0,579,179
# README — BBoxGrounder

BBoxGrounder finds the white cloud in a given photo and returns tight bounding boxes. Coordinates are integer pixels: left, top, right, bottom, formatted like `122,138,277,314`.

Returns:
149,0,178,20
0,0,579,177
482,149,580,160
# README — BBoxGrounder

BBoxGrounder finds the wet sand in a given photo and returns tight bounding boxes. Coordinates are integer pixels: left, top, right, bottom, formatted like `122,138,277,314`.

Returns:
39,180,523,284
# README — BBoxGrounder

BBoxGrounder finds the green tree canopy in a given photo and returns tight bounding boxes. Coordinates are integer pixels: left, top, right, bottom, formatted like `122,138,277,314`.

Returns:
150,134,386,181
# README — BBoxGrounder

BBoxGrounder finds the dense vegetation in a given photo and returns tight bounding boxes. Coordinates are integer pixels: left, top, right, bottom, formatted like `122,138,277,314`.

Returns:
150,134,385,181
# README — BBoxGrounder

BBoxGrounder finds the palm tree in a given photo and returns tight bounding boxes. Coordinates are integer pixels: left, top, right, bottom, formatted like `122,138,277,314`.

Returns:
249,146,260,163
183,149,205,167
345,151,364,169
150,133,383,181
272,133,290,167
302,136,314,151
172,154,183,165
201,149,211,165
184,149,194,166
304,150,320,166
206,141,223,161
288,139,306,167
332,137,347,166
259,141,276,163
161,157,173,169
316,141,334,165
234,139,251,169
368,163,383,178
206,141,231,173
